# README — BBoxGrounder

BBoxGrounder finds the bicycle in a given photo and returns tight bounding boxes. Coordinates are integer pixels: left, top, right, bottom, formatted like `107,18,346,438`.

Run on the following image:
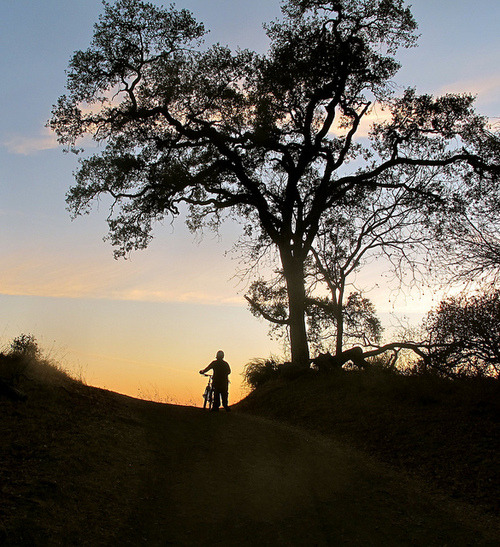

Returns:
202,373,214,410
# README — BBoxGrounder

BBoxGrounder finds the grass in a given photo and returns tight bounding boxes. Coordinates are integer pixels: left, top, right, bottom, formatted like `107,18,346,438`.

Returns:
1,342,498,543
0,350,147,544
236,365,500,514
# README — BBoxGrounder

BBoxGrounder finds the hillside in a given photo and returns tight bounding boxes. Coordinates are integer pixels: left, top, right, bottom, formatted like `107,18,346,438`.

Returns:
1,360,499,545
236,367,500,514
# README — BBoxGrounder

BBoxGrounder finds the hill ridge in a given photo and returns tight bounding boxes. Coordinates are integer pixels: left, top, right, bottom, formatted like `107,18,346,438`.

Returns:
1,372,499,544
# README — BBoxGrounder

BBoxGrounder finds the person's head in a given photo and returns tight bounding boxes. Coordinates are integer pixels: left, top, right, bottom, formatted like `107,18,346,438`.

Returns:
216,350,224,360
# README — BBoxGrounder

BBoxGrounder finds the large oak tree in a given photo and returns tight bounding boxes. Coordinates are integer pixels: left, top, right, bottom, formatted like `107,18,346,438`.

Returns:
50,0,499,366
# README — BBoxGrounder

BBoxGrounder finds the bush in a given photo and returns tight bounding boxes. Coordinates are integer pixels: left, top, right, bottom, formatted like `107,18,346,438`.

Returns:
10,333,40,358
1,334,74,388
243,357,281,389
0,334,40,383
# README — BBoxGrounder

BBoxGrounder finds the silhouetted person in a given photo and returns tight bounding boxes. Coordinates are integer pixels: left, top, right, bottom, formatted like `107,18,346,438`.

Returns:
199,350,231,412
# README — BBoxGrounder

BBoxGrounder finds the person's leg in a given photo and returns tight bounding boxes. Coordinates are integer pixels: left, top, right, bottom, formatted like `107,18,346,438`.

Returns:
221,390,230,411
212,389,221,411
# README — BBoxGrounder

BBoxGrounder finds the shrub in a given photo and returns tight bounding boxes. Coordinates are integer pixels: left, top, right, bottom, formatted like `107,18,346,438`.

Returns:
10,333,40,358
0,334,40,383
243,357,281,389
1,334,75,388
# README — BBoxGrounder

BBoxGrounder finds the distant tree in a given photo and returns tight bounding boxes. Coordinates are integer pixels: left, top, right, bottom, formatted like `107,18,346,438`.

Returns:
246,277,383,355
50,0,499,366
300,182,435,354
423,290,500,378
309,291,383,353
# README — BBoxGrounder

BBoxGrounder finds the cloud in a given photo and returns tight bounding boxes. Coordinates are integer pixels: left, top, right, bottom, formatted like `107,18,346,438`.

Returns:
329,102,392,139
0,247,245,307
438,74,500,112
328,75,500,140
3,127,58,155
108,287,244,306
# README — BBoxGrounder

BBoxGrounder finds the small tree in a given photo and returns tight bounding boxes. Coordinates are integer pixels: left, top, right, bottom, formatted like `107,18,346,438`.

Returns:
424,290,500,378
244,181,441,355
246,277,383,355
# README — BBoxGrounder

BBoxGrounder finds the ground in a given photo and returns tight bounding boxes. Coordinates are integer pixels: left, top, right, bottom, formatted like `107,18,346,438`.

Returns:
1,378,498,545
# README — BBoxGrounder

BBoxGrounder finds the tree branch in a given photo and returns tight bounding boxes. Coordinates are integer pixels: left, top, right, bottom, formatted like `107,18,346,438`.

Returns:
244,295,289,325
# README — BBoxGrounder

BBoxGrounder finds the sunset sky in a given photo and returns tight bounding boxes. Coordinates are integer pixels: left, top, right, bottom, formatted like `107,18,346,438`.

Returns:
1,0,499,404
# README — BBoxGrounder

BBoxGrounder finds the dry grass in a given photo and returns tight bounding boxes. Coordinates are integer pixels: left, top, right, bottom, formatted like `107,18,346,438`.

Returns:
236,366,500,515
0,359,147,544
1,353,498,544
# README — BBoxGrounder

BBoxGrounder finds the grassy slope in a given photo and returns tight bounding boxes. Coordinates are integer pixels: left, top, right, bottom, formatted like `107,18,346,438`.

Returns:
2,358,499,544
235,368,500,515
0,363,149,544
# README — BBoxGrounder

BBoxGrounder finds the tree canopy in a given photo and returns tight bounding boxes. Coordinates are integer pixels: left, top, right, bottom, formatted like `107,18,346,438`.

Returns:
50,0,500,366
423,290,500,378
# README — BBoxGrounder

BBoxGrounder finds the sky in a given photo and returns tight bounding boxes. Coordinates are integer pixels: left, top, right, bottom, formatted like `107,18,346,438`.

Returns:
1,0,499,404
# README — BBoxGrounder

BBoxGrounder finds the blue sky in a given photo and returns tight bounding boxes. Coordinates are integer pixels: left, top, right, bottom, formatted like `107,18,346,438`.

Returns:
1,0,499,403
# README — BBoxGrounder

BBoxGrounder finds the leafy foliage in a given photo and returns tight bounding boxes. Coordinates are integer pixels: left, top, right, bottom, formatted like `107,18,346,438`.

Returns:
424,289,500,378
1,334,75,388
50,0,499,365
0,334,40,384
10,333,40,358
242,357,281,389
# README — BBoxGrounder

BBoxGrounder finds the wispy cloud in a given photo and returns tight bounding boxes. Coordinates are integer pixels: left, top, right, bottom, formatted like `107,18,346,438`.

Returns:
3,127,58,155
0,249,245,307
328,75,500,140
3,91,130,156
438,74,500,113
108,287,244,306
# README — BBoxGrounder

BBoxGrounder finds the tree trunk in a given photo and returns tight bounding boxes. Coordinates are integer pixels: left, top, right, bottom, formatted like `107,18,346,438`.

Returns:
335,308,344,356
281,250,310,367
335,283,345,356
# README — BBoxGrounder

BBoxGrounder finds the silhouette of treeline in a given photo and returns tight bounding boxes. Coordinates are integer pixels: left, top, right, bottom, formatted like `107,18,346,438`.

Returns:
243,287,500,389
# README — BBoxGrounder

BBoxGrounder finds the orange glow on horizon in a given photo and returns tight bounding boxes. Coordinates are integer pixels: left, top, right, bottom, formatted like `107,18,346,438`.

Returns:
72,354,248,408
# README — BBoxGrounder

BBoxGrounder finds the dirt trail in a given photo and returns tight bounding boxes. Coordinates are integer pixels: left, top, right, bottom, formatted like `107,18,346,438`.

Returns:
114,400,495,546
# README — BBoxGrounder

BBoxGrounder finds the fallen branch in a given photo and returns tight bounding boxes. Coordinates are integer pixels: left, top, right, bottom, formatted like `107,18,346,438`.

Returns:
363,342,429,360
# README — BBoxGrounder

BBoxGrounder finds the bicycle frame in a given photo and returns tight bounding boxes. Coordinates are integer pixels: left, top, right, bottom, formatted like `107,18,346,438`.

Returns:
202,374,214,410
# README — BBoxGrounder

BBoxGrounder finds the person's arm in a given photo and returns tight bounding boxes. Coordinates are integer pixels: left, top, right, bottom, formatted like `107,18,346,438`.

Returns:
199,363,213,375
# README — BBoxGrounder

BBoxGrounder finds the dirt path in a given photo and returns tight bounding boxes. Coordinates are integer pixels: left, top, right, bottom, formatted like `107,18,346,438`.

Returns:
113,400,496,546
